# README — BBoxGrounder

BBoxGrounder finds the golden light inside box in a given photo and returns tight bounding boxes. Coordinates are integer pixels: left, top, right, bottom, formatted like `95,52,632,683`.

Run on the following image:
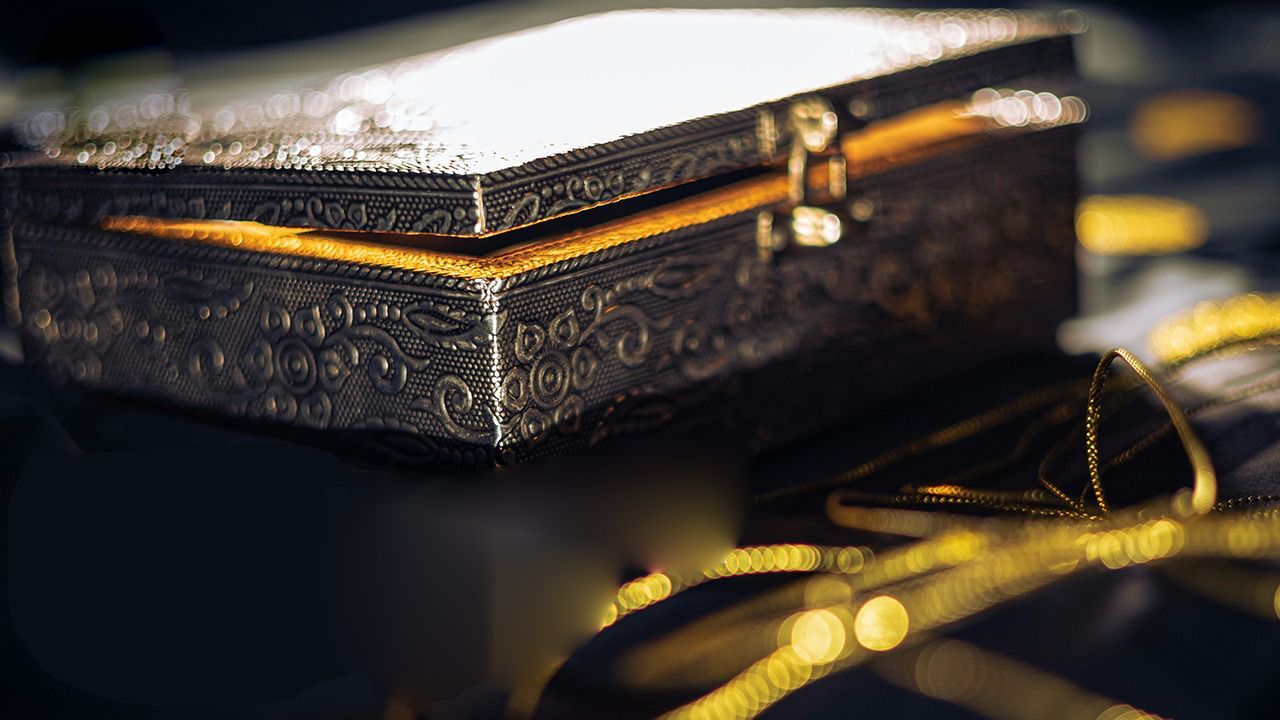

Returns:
101,88,1085,279
102,175,783,282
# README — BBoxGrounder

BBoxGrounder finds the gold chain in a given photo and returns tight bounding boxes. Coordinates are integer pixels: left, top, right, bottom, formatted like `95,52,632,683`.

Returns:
753,380,1086,504
1084,349,1216,514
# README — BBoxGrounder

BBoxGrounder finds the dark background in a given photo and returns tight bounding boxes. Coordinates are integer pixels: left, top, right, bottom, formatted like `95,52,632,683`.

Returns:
3,1,1280,719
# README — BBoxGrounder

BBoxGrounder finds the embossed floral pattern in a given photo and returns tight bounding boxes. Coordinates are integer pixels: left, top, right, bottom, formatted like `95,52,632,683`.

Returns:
15,136,1076,468
495,286,654,446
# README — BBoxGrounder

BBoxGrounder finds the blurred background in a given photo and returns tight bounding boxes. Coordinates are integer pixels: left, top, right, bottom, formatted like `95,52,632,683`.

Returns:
2,1,1279,719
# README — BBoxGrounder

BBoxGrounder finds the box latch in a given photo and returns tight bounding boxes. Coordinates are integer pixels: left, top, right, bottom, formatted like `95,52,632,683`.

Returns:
757,96,863,262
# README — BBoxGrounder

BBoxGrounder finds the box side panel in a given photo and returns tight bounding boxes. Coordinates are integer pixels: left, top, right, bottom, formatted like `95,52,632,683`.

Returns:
10,226,503,469
491,127,1079,462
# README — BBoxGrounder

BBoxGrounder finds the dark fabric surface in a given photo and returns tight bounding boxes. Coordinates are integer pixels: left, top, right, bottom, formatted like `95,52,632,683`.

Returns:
6,349,1280,719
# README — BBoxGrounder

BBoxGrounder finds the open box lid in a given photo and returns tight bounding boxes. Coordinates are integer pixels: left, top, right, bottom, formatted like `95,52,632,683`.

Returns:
4,8,1080,237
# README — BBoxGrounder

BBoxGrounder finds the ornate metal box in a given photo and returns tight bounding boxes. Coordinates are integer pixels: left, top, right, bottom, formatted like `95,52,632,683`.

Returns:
1,9,1084,468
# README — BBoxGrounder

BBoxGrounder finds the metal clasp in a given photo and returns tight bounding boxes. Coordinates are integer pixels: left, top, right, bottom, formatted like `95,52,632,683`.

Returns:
758,96,865,262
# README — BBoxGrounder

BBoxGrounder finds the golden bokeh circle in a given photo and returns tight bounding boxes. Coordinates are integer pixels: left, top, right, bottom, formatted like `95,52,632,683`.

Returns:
854,595,909,651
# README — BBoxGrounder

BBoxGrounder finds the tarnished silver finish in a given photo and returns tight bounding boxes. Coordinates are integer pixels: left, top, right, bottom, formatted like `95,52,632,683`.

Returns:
5,9,1076,236
8,127,1079,469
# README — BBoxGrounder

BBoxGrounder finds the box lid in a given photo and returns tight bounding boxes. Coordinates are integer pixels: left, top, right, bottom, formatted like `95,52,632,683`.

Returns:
5,8,1079,237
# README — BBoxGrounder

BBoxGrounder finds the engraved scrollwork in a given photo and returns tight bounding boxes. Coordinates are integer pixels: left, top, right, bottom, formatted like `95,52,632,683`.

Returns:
368,355,407,395
18,123,1071,469
529,351,571,409
579,286,650,368
262,385,298,421
520,408,552,445
498,284,657,447
514,321,546,364
298,392,333,429
317,346,353,392
554,394,584,434
222,290,445,427
243,339,274,385
500,367,530,413
546,172,627,215
210,289,444,428
670,319,732,382
312,293,434,396
347,417,441,465
261,303,291,341
22,262,140,386
866,251,935,330
660,243,795,383
569,347,599,391
163,272,254,320
93,192,229,222
414,374,496,444
411,210,453,234
547,309,580,350
289,198,333,228
187,338,228,381
251,201,283,226
485,134,756,232
24,260,469,437
498,194,541,230
650,249,733,300
498,171,629,230
588,388,677,447
274,337,317,393
249,197,392,231
401,298,495,351
293,305,326,346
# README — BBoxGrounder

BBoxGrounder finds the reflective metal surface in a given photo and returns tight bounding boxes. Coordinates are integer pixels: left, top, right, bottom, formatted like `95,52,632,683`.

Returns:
9,114,1080,468
4,9,1077,235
